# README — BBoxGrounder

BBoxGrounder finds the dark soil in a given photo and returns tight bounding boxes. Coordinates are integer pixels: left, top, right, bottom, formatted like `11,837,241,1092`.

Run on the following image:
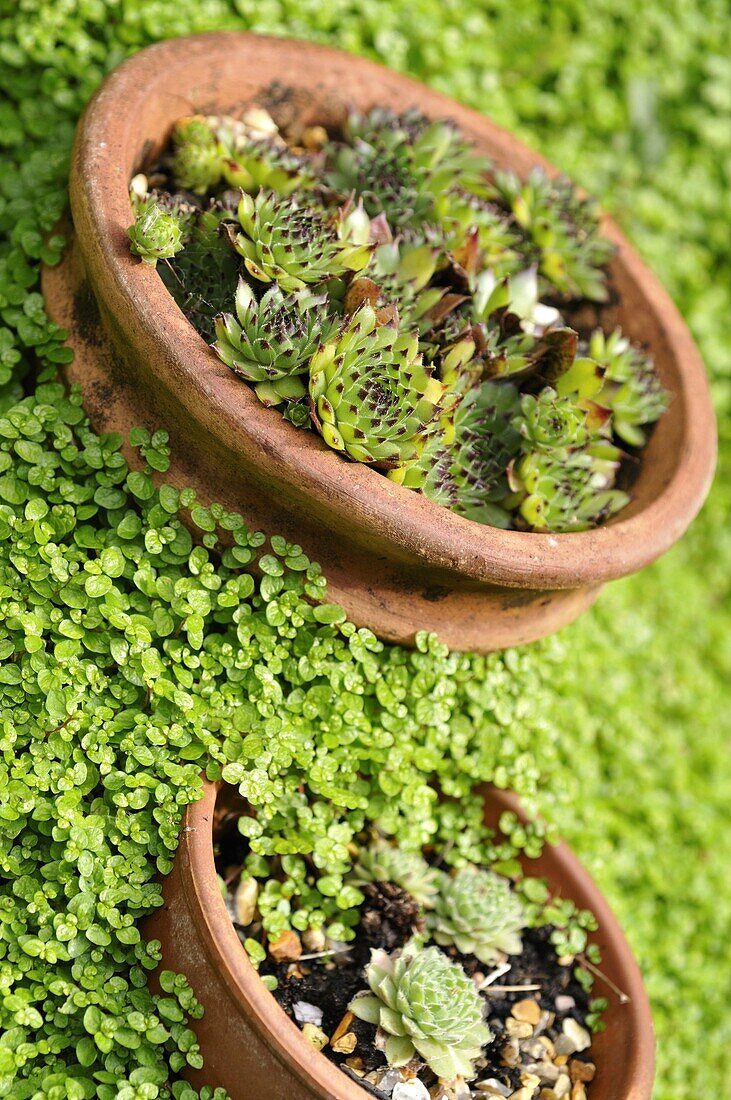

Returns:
260,897,594,1097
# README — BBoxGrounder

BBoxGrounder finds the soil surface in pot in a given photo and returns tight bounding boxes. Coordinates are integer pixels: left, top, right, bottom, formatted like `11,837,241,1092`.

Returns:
264,908,598,1099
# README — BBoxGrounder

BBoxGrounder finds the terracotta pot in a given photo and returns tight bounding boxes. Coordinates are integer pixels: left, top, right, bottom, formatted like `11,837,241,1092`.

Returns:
42,32,716,653
143,781,654,1100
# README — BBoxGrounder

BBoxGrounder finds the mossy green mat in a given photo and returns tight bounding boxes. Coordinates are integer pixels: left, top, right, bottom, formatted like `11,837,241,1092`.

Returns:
0,3,729,1097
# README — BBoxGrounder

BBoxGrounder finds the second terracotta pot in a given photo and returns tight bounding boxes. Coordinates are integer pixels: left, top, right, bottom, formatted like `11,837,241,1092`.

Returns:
42,32,717,653
143,782,654,1100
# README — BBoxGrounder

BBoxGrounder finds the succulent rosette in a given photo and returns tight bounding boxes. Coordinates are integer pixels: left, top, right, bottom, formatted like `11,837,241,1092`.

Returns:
508,445,628,532
429,866,526,964
408,382,522,528
326,108,490,230
212,278,337,406
232,192,372,292
128,198,186,265
350,841,441,909
171,115,226,194
488,166,615,301
349,941,491,1080
220,138,313,196
308,306,445,468
589,328,668,446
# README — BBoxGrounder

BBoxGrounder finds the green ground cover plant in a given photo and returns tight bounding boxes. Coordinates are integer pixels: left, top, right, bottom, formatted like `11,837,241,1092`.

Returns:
0,2,728,1098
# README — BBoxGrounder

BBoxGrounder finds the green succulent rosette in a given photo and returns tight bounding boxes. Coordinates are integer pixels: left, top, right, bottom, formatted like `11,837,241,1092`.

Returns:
489,166,615,301
588,327,669,447
428,866,526,964
171,115,226,195
402,381,522,529
220,138,313,197
128,198,187,266
308,306,445,468
508,443,629,533
504,387,629,532
212,278,337,406
350,841,441,909
349,941,491,1080
326,108,490,230
232,192,372,293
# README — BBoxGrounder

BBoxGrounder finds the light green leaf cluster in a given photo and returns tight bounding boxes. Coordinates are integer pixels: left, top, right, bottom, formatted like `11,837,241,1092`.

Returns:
350,941,491,1080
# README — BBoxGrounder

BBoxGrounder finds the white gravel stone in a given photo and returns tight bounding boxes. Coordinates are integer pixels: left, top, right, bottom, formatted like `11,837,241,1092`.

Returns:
475,1080,511,1096
392,1080,430,1100
561,1017,592,1053
292,1001,322,1026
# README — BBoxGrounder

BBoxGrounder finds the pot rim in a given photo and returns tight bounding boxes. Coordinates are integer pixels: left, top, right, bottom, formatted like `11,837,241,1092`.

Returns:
181,780,655,1099
67,31,717,592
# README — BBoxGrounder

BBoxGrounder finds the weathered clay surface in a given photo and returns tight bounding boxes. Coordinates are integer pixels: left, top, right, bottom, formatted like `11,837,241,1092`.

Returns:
143,781,655,1100
42,32,716,651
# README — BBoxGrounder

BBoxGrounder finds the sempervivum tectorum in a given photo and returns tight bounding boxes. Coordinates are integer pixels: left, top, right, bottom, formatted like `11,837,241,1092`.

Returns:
349,940,491,1080
170,115,226,195
506,388,629,531
489,166,615,302
418,381,522,528
212,278,337,406
350,840,441,909
508,441,629,533
326,108,489,230
308,306,445,468
588,327,668,447
128,198,187,266
428,865,526,964
232,192,372,292
220,137,314,197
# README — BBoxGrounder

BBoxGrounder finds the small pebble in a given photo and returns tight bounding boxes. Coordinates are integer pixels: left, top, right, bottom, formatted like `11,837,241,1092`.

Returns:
571,1086,587,1100
393,1081,430,1100
561,1019,592,1054
377,1068,403,1094
302,928,326,952
269,929,301,962
554,996,576,1014
524,1062,559,1086
292,1001,322,1026
539,1091,557,1100
475,1080,511,1097
505,1018,534,1039
512,999,542,1026
345,1056,365,1077
234,876,259,926
569,1061,596,1084
553,1075,571,1099
301,1023,328,1050
500,1039,521,1067
534,1010,554,1036
302,125,329,150
430,1081,471,1100
510,1089,536,1100
242,106,279,136
330,1010,354,1046
522,1041,548,1060
331,1032,357,1055
537,1037,556,1058
520,1072,541,1089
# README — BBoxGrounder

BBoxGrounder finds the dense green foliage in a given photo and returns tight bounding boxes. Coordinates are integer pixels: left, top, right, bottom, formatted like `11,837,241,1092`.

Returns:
0,2,728,1098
